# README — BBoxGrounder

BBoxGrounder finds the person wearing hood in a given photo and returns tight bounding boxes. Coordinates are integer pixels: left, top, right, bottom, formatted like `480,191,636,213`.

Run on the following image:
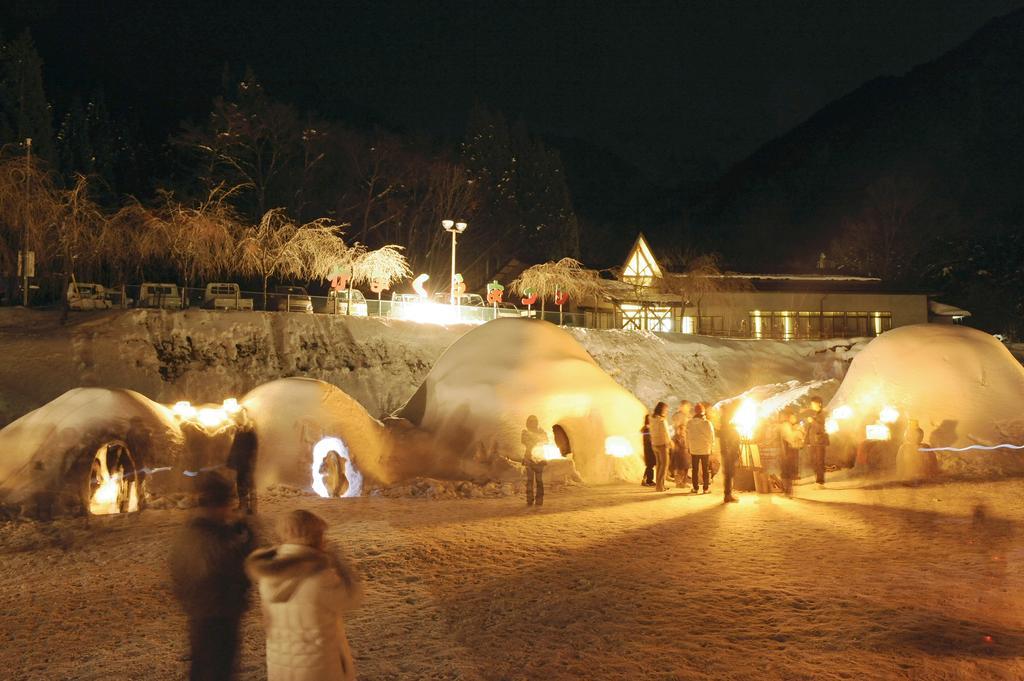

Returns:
169,472,255,681
247,509,363,681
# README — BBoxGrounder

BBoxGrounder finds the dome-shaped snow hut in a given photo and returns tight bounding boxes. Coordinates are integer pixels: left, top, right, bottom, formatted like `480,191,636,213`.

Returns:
0,388,184,516
398,318,646,483
241,378,393,496
828,324,1024,475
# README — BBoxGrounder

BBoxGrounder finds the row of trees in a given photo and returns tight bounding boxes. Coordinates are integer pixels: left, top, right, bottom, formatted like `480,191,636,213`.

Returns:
0,154,411,305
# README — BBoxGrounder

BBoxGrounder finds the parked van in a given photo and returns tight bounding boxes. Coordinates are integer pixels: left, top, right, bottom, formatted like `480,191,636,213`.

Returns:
137,283,182,309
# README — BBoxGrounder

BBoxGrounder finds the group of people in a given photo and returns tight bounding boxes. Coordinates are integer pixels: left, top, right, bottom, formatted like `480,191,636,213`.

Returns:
169,473,362,681
641,399,740,502
640,395,832,502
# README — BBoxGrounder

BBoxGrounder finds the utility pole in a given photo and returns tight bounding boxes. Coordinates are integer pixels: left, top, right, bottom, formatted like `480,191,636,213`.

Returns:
22,138,32,307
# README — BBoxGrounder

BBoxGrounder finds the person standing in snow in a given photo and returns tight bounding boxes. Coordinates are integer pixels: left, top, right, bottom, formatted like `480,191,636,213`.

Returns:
246,510,363,681
686,403,716,494
641,414,656,486
650,402,672,491
671,400,693,488
805,396,830,485
169,472,255,681
718,402,741,503
778,409,804,496
522,415,549,506
226,416,258,514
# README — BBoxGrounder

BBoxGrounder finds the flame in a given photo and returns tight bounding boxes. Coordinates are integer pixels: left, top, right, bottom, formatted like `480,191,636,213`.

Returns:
604,436,634,458
538,443,563,460
879,405,900,424
172,401,196,419
732,399,760,440
196,407,228,429
88,446,138,515
865,423,891,441
222,398,241,414
833,405,853,420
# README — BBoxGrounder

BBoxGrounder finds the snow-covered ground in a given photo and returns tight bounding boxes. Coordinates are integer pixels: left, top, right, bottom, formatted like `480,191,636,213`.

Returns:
2,479,1022,681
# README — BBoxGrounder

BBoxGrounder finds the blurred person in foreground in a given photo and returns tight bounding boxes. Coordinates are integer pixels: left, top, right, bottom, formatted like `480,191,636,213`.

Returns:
169,472,256,681
718,401,742,503
522,415,549,506
671,400,693,488
226,415,259,514
247,509,364,681
778,409,804,496
805,396,830,485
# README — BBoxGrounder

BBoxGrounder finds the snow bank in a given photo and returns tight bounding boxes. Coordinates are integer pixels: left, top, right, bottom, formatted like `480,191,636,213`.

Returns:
829,324,1024,475
0,387,183,505
400,319,646,483
570,327,861,410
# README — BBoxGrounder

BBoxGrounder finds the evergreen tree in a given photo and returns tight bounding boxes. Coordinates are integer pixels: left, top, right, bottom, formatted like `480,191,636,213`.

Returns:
0,30,55,166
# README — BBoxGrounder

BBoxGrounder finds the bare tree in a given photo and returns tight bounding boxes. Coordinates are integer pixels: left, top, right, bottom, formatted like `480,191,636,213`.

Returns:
511,257,602,324
0,154,59,280
352,244,411,314
149,185,245,292
238,208,350,307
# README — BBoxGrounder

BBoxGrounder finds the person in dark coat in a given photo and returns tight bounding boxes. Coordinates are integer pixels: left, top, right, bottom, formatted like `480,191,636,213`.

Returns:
641,414,655,486
778,409,804,496
226,420,258,514
718,402,741,503
169,472,255,681
805,396,830,485
522,415,549,506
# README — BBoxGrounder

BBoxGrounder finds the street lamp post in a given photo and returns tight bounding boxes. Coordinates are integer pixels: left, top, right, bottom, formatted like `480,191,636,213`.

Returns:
442,219,468,306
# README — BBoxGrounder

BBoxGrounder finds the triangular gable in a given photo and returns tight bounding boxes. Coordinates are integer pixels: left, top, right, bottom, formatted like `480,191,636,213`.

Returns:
621,233,663,287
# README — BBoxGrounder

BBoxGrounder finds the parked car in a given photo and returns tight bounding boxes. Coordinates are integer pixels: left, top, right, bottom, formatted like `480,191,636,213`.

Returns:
432,292,485,307
66,282,112,310
269,285,313,313
202,283,253,311
320,289,368,316
137,283,182,309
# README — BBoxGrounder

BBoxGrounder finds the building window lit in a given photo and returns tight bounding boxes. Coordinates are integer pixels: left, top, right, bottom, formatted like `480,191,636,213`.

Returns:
619,304,673,332
748,310,891,339
681,315,695,334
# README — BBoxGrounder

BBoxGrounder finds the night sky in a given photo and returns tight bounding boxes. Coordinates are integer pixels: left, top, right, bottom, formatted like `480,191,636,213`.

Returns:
3,0,1021,184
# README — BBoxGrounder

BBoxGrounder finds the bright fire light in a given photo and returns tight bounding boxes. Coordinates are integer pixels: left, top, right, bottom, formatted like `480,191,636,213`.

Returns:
866,423,891,441
732,399,759,440
539,444,563,460
879,405,900,424
172,400,196,419
604,436,634,458
825,417,839,435
88,446,139,515
222,398,241,414
196,407,228,429
833,405,853,420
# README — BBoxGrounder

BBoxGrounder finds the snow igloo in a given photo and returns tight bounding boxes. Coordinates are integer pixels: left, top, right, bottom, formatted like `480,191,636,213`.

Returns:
241,377,395,496
828,324,1024,476
0,388,184,516
397,318,646,483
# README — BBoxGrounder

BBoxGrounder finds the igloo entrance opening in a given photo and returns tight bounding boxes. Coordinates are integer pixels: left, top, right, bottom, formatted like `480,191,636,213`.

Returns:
552,425,571,457
87,441,139,515
311,437,363,498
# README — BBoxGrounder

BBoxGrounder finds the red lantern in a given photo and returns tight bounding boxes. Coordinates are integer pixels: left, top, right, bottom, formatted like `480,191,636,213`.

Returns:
455,280,467,296
370,279,389,294
486,280,504,304
554,291,569,306
521,290,537,306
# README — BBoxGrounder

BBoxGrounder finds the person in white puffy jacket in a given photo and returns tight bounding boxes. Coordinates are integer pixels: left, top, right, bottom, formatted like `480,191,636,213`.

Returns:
246,510,364,681
685,403,716,494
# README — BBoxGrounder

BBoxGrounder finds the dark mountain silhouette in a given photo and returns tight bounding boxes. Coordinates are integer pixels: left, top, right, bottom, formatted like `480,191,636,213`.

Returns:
685,7,1024,272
